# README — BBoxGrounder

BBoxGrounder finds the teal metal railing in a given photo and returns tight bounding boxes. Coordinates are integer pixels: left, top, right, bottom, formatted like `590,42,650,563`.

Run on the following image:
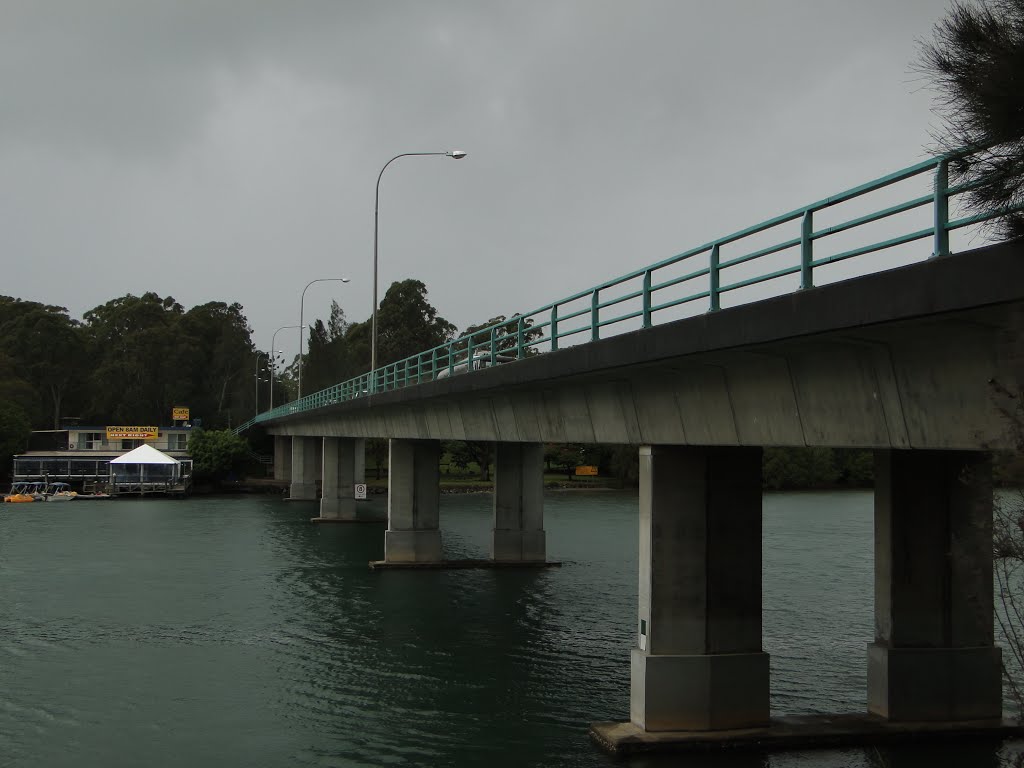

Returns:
246,150,1015,429
234,416,258,435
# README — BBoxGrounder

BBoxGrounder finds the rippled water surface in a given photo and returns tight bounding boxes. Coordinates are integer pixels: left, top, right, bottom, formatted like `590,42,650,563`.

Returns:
0,490,1017,767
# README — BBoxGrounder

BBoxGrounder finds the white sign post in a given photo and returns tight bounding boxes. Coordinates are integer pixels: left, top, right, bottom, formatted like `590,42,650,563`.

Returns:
354,483,367,500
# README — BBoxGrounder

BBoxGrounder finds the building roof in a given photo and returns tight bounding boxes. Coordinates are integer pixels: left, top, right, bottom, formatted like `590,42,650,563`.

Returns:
109,444,181,465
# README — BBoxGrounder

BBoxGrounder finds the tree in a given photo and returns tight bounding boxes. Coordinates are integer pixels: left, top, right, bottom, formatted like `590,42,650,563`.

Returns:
0,402,31,482
367,438,388,480
455,314,543,361
178,301,255,426
376,279,456,365
762,447,840,490
83,293,189,424
303,301,366,393
83,294,256,428
446,440,494,480
187,428,252,482
0,297,86,428
919,0,1024,238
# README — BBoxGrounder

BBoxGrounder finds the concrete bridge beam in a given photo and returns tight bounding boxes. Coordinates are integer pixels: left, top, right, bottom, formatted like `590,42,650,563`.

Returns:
384,439,442,562
868,449,1001,721
316,437,367,522
630,445,768,732
491,442,546,562
289,436,320,500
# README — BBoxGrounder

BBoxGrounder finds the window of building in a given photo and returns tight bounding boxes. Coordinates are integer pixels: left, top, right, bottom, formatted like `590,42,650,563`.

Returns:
168,433,188,451
121,439,143,450
80,432,106,450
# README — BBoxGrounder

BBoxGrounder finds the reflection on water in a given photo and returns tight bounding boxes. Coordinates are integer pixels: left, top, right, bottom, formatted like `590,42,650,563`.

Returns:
0,491,1017,767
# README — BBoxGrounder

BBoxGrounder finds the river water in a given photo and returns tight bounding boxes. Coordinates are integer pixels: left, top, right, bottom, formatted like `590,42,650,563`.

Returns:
0,490,1019,767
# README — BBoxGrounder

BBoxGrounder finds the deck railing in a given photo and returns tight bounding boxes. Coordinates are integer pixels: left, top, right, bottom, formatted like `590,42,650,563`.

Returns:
246,150,1015,428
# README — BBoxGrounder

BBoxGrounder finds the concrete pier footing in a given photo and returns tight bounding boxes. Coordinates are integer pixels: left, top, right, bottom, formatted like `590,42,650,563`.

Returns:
384,439,443,563
630,445,768,732
287,435,319,500
590,715,1024,757
491,442,546,562
312,437,380,523
868,449,1001,721
368,558,561,570
596,445,1009,757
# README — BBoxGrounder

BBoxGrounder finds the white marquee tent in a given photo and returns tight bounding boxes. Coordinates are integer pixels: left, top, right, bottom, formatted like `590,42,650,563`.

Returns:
109,444,183,488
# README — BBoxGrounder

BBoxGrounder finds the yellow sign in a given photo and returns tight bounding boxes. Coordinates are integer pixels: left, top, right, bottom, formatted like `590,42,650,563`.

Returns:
172,407,190,421
575,465,598,476
106,426,158,440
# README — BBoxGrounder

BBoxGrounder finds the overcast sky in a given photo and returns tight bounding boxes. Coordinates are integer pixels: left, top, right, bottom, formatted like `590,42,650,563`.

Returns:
1,1,957,361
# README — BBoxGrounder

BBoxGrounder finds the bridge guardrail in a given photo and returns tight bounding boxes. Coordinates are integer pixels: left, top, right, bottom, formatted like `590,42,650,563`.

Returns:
250,149,1019,428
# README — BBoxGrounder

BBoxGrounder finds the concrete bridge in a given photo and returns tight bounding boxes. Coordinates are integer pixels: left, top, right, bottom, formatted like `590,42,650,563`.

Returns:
249,153,1024,753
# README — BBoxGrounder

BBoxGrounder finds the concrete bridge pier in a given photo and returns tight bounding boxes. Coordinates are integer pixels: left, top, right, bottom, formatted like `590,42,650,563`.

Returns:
314,437,370,522
491,442,546,562
273,436,291,482
384,439,442,562
288,436,320,501
630,444,768,732
868,449,1002,721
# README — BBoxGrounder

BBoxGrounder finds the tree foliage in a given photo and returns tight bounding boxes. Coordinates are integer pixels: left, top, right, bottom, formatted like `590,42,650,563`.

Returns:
81,293,257,428
376,279,456,365
445,440,494,480
455,314,542,360
919,0,1024,238
187,428,252,481
0,297,86,427
0,402,31,482
303,301,368,393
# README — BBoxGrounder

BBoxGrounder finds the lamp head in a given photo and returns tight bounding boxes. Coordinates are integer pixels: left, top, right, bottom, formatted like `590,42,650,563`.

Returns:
447,150,467,159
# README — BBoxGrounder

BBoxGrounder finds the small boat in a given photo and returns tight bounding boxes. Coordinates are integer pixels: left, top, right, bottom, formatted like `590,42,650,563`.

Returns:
44,482,77,502
3,482,42,503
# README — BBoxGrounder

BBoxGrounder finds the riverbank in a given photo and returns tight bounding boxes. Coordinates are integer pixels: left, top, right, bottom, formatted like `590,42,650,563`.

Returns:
202,476,621,495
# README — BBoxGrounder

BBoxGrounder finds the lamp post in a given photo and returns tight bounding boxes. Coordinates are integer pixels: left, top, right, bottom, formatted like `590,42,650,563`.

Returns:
255,351,269,416
298,278,349,398
371,150,467,383
270,324,305,408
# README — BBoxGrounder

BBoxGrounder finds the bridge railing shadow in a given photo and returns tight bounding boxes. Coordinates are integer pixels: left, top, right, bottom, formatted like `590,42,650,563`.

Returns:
251,148,1019,427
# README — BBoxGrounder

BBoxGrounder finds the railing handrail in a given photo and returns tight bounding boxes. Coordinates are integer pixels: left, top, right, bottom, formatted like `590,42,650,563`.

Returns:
253,148,1018,425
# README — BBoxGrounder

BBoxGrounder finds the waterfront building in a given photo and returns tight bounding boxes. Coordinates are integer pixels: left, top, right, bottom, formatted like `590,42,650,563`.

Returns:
11,425,193,494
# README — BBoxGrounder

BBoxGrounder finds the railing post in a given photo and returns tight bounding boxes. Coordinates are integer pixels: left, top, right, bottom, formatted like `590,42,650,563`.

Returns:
551,305,559,351
517,316,525,359
431,349,438,380
800,209,814,290
642,270,653,327
591,290,600,342
933,158,950,258
708,245,720,312
490,326,497,364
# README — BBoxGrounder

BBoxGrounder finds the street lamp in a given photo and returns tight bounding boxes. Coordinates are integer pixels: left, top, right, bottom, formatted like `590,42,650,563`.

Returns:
255,351,269,416
371,150,467,383
298,278,349,398
270,324,305,408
